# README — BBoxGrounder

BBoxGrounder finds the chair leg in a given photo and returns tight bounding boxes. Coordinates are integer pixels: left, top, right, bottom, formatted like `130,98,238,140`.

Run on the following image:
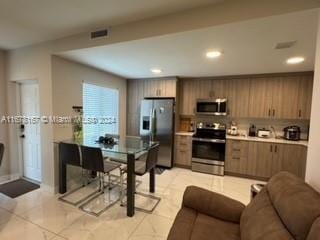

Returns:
120,169,124,206
108,174,112,190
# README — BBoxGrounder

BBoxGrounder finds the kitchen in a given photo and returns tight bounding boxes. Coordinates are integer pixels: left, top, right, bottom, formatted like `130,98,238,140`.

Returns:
127,71,312,181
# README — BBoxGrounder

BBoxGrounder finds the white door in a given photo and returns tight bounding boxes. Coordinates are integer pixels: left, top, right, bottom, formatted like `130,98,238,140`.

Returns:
20,83,41,182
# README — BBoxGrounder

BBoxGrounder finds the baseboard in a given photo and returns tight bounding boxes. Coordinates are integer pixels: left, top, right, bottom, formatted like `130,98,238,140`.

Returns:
0,173,20,185
40,183,56,194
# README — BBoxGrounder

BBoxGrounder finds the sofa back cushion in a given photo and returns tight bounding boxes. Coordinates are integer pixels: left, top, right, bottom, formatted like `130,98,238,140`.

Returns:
307,217,320,240
240,187,294,240
267,172,320,240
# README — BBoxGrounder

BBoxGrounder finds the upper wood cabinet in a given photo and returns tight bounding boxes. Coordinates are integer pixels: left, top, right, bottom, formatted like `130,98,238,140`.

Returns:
227,79,250,118
144,78,177,98
248,74,313,119
179,79,197,115
127,77,177,136
127,79,144,136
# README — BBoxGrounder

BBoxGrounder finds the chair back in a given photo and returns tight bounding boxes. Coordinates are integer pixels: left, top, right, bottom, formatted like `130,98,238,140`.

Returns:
0,143,4,167
145,144,159,172
59,142,81,167
81,146,104,172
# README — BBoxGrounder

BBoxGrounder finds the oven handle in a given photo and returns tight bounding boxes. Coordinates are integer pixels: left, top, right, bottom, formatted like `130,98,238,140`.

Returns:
192,138,226,143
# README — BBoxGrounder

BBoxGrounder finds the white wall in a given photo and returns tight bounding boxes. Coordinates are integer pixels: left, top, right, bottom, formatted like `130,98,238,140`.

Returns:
0,50,9,179
52,56,127,141
51,56,126,189
306,11,320,191
6,44,55,189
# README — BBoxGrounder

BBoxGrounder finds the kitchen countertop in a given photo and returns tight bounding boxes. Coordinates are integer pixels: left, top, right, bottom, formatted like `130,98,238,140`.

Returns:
175,131,194,136
226,135,308,147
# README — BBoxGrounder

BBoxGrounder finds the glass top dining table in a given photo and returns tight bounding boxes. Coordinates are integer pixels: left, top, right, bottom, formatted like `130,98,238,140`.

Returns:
56,136,159,217
59,135,157,155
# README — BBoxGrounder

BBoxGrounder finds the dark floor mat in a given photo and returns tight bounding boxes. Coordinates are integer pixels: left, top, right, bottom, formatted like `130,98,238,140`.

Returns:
0,179,40,198
155,167,166,175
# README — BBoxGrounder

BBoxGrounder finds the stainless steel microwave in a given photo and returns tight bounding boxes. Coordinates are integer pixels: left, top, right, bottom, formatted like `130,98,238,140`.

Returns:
195,98,227,116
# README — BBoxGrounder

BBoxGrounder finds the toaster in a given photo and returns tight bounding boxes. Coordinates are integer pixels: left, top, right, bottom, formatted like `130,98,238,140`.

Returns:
283,126,301,141
257,129,271,138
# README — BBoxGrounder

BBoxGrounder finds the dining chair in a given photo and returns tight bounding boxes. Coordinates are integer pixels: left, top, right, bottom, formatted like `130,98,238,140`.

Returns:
79,146,122,216
0,143,4,167
58,142,97,205
120,143,161,212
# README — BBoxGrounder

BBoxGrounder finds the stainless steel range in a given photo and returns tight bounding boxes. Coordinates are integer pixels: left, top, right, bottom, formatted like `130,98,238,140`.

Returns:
192,122,226,176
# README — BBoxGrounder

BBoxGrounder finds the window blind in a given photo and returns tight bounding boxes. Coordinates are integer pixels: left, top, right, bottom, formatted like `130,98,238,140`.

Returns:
83,83,119,137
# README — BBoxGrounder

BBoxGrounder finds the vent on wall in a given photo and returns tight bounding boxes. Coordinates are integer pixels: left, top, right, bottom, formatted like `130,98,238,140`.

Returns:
275,41,297,50
91,29,109,39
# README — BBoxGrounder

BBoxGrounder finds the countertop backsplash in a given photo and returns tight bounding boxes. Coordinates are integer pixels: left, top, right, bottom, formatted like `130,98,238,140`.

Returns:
180,116,310,140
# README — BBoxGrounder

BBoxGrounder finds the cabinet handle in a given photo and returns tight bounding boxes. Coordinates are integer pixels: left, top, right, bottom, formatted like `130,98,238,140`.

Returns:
299,110,302,118
180,143,187,146
159,89,161,96
273,109,275,117
268,109,271,116
233,149,241,151
232,157,240,160
274,145,278,153
270,145,273,152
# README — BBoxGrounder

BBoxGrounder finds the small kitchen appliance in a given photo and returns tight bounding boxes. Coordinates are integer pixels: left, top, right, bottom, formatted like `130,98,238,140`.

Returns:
227,121,238,136
283,126,301,141
257,128,271,138
249,124,256,137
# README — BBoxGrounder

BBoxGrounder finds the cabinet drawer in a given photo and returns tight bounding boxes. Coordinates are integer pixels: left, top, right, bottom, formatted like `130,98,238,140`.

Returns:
174,149,192,166
175,135,192,150
226,140,248,157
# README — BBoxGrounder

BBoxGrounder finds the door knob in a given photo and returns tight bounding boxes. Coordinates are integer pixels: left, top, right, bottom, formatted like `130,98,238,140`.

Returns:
20,134,25,138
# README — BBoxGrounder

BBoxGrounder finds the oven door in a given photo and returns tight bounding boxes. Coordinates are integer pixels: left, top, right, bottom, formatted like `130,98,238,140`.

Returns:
192,138,225,165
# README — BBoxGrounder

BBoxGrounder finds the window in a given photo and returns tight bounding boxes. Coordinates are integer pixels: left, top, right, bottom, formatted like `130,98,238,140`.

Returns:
83,83,119,137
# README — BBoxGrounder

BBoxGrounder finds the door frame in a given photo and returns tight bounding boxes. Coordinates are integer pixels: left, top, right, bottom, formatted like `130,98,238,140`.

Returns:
16,79,42,183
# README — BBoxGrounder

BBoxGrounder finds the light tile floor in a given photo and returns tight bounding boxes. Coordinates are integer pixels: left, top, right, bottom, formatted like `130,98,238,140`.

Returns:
0,168,264,240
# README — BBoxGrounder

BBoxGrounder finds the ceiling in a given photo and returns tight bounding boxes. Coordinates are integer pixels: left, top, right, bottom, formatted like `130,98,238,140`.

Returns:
0,0,222,50
59,10,318,79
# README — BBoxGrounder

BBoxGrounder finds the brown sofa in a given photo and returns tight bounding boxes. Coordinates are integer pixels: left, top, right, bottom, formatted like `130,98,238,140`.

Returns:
167,172,320,240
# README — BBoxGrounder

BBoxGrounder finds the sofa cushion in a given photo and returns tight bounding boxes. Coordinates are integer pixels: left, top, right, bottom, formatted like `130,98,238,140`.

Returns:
267,172,320,240
167,207,240,240
240,187,294,240
167,207,197,240
183,186,245,223
307,217,320,240
191,213,240,240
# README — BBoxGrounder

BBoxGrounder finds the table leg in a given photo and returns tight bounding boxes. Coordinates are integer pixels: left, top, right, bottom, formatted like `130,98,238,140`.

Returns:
59,148,67,194
127,153,136,217
149,167,155,193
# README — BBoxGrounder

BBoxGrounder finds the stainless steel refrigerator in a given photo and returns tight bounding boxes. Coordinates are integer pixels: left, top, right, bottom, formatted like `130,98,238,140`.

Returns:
140,99,174,168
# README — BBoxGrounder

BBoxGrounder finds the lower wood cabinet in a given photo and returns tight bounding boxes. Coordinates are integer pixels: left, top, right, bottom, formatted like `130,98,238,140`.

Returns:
226,140,307,179
174,135,192,167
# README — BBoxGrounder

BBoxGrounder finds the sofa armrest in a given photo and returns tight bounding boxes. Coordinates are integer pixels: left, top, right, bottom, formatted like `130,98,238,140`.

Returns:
183,186,245,223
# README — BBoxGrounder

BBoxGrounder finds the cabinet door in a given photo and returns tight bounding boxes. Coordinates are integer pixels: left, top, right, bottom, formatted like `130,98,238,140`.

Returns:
211,79,228,98
127,80,144,136
228,79,250,118
144,79,160,97
248,78,273,118
247,142,274,178
174,149,191,166
225,140,249,174
162,78,177,97
297,75,313,120
272,76,300,119
279,144,307,179
197,79,212,99
179,79,196,115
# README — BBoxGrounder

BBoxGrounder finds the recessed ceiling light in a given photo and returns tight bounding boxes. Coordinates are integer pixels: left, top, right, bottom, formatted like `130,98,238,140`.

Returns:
151,68,162,74
206,51,222,59
286,57,305,64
